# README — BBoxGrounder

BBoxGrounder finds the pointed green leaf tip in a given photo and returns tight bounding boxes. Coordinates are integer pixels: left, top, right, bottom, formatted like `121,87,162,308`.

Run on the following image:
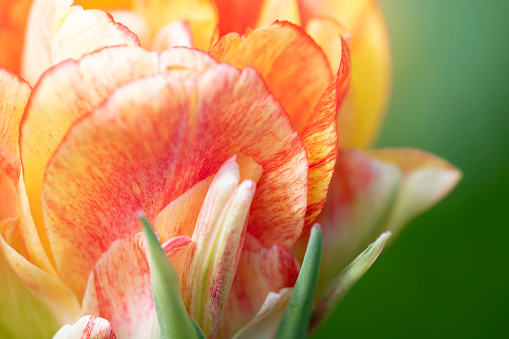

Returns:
275,224,323,339
310,231,392,333
138,212,202,339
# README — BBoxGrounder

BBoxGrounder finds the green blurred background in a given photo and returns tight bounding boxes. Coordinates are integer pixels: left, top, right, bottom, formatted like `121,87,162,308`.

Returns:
315,1,509,338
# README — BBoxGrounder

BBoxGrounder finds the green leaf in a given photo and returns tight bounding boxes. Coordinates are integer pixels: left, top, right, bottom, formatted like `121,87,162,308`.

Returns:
275,224,323,339
138,213,199,339
310,231,392,333
189,317,207,339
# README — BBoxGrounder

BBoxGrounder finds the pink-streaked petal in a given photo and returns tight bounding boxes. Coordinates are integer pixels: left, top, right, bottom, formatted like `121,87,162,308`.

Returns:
210,21,343,228
0,66,30,180
161,235,192,278
81,234,158,339
42,64,307,298
20,46,218,281
220,245,300,337
182,156,258,337
22,0,140,84
152,21,194,52
53,315,116,339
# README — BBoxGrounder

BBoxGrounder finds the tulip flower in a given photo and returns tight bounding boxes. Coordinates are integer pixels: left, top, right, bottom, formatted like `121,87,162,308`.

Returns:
0,0,461,338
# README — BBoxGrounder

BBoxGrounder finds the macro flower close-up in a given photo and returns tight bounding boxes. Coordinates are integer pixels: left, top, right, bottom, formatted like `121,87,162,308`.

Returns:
0,0,482,338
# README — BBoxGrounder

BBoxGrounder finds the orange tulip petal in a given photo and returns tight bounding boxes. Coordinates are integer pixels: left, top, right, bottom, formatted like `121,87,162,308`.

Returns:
211,21,350,228
256,0,301,27
210,20,332,133
42,64,307,298
22,0,140,84
53,315,116,339
299,0,392,148
0,0,32,74
75,0,131,10
153,176,213,243
20,46,216,274
301,36,351,228
132,0,218,50
0,66,30,180
81,234,161,339
213,0,264,36
305,17,348,73
220,245,300,337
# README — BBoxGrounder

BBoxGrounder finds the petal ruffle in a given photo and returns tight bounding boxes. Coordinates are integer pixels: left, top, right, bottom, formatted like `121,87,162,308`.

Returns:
42,64,307,298
210,20,332,133
22,0,140,84
53,315,116,339
220,245,300,338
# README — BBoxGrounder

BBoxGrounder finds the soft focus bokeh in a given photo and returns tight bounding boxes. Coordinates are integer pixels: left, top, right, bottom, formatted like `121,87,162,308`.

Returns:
315,1,509,337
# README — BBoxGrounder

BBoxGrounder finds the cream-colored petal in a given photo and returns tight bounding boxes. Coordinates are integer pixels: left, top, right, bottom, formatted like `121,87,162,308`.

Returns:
312,148,460,285
22,0,140,84
181,156,258,338
151,21,194,52
53,315,116,339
